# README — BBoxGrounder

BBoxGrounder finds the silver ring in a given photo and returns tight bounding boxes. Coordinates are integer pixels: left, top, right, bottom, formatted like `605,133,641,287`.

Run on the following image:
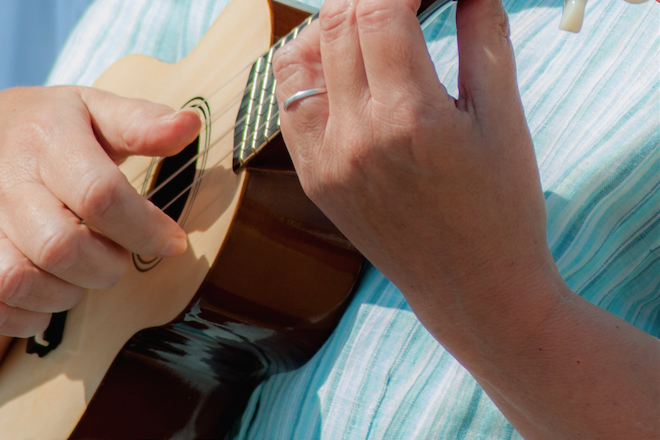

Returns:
283,87,327,111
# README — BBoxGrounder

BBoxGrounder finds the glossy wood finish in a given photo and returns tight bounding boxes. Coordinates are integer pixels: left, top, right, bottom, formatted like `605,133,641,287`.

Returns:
0,0,271,436
69,4,364,438
271,0,317,42
70,135,363,439
0,1,448,437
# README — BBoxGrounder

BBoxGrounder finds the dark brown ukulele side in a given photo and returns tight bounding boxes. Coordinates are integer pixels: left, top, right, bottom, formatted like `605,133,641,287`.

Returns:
69,1,446,438
69,3,363,439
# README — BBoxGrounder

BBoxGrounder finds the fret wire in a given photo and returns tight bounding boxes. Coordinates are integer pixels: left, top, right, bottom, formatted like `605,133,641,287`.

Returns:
233,13,316,169
130,50,277,189
252,47,274,153
144,13,318,205
133,29,288,187
136,0,449,190
242,57,262,156
145,92,285,202
128,61,252,187
145,104,271,201
138,1,451,212
156,91,289,213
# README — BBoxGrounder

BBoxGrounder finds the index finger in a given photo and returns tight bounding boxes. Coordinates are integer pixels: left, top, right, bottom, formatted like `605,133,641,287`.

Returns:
40,124,187,258
319,0,371,116
354,0,452,108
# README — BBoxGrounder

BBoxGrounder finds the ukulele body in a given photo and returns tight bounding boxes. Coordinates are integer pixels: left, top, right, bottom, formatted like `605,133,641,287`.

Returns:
0,1,363,438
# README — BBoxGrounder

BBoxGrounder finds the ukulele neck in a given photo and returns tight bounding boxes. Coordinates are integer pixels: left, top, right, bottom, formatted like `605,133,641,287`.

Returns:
233,13,317,171
231,0,453,171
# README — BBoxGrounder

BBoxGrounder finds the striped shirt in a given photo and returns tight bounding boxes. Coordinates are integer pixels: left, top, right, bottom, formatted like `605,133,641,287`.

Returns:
47,0,659,438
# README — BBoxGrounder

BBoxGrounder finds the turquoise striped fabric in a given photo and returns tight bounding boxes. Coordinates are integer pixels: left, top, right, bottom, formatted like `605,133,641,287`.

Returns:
47,0,659,438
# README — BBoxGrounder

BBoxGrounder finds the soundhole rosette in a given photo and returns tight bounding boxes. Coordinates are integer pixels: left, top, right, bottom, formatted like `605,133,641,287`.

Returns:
132,97,211,272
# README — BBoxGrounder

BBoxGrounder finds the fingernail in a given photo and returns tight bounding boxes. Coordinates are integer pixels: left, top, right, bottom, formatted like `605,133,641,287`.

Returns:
160,235,188,257
162,108,201,122
162,109,186,121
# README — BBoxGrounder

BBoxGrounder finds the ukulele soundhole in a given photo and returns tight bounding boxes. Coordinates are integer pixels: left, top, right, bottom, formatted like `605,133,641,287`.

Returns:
148,136,199,222
133,97,211,272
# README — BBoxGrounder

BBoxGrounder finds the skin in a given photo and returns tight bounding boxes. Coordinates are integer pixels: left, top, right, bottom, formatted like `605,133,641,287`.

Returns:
0,86,200,339
0,0,654,436
272,0,659,438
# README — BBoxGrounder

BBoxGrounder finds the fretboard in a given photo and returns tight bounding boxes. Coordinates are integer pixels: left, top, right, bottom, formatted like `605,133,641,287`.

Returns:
233,13,317,170
232,0,453,170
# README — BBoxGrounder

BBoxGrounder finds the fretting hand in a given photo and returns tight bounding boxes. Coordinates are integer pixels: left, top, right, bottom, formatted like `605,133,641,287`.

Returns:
273,0,659,438
0,86,200,337
274,0,556,338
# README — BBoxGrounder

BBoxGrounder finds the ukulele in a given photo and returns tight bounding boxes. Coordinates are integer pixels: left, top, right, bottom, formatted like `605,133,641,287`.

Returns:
0,0,448,438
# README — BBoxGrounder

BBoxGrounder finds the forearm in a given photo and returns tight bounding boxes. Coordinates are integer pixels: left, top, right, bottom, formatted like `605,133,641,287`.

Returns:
401,265,660,440
272,0,658,436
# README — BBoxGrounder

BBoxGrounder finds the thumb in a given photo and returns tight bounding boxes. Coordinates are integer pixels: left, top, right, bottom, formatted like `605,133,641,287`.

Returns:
455,0,520,116
77,87,202,162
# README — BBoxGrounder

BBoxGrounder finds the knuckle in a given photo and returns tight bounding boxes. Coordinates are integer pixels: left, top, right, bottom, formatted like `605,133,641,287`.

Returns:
35,227,78,276
273,42,304,79
376,98,431,141
0,263,33,308
491,12,513,62
484,7,514,66
8,118,54,151
272,47,287,76
116,98,166,150
319,1,354,39
355,0,387,27
75,172,120,220
355,0,416,30
391,103,421,130
494,8,511,39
